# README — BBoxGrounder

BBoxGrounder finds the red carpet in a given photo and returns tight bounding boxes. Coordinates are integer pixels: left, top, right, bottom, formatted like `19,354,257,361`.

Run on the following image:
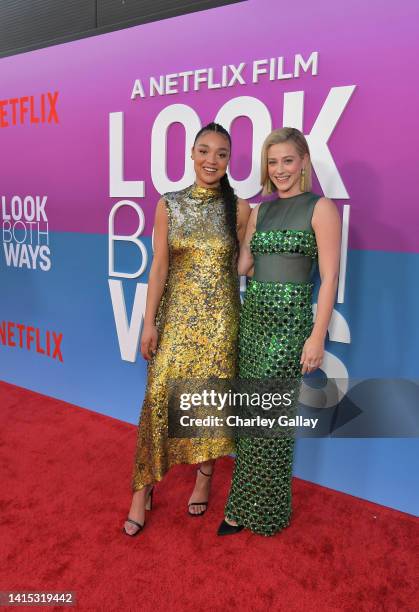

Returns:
0,381,417,611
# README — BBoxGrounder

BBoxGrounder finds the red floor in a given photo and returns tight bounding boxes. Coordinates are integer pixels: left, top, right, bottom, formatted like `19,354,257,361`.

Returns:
0,380,417,611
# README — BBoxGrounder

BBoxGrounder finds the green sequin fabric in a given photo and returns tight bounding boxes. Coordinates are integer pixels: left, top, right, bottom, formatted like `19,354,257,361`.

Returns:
224,222,317,536
239,280,314,379
251,229,318,259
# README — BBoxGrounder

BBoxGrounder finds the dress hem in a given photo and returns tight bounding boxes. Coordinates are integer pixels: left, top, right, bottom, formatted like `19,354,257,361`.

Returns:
132,449,235,492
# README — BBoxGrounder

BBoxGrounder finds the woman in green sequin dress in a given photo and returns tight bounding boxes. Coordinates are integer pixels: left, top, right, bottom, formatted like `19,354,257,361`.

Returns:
218,128,341,537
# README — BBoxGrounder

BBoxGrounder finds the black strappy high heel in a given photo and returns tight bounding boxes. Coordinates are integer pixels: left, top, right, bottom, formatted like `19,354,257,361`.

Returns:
188,467,213,517
123,486,154,536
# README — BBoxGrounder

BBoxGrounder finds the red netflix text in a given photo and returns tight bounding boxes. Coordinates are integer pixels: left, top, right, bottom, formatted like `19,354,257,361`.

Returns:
0,321,63,362
0,92,59,128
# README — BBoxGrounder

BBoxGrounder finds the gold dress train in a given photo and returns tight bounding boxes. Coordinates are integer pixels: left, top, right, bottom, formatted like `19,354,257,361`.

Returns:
132,183,239,491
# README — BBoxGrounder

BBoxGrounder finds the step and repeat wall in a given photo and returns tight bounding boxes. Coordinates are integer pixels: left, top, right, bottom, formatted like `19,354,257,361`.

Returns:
1,0,418,515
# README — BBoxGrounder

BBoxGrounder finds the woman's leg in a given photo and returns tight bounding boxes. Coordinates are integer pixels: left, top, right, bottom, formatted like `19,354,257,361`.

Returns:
123,484,154,535
188,459,215,515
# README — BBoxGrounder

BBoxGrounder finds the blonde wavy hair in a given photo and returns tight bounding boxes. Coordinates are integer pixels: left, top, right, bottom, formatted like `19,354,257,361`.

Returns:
261,127,312,195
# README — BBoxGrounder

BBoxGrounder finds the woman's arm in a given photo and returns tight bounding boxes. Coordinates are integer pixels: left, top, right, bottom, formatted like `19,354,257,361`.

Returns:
300,197,341,374
238,203,259,276
236,197,251,245
141,197,170,360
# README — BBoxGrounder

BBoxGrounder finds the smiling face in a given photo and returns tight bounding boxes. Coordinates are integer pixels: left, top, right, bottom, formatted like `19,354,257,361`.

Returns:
191,130,231,188
267,141,308,197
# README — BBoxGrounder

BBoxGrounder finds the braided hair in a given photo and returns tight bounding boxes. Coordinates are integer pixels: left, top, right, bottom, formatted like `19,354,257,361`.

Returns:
193,122,238,250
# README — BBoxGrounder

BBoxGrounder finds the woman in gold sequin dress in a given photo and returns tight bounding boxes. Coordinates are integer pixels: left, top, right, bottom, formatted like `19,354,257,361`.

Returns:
123,123,250,536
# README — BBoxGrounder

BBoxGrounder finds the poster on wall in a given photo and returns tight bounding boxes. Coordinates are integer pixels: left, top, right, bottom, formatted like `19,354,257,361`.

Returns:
1,0,418,513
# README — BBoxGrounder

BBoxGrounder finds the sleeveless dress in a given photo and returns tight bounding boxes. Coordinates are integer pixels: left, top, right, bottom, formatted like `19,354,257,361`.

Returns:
132,184,239,491
224,192,320,536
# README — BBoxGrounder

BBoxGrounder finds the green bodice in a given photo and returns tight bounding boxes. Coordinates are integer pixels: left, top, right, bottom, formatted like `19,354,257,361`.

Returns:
251,192,321,283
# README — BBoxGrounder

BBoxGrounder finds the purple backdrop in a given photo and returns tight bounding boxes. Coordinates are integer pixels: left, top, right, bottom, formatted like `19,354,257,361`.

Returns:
0,0,418,252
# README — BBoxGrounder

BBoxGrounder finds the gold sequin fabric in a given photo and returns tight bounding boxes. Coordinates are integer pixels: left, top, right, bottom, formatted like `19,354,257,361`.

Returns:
132,184,239,491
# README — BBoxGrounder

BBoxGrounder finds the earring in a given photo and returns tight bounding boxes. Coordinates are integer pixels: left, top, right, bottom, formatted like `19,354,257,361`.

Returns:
300,168,305,192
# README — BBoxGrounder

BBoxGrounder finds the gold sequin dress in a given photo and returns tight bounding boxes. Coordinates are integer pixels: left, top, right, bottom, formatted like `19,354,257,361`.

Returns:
132,184,239,491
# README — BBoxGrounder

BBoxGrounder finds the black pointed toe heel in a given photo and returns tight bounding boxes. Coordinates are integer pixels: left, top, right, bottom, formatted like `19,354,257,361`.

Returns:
217,519,245,536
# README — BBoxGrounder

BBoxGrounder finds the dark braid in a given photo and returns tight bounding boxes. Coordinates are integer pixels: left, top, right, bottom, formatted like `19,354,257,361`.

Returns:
220,172,239,252
193,122,238,251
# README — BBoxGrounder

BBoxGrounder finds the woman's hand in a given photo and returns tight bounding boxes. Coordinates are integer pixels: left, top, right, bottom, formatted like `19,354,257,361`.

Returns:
141,324,158,360
300,335,324,374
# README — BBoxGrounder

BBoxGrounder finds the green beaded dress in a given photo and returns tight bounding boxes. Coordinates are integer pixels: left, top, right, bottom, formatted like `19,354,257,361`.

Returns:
224,191,320,536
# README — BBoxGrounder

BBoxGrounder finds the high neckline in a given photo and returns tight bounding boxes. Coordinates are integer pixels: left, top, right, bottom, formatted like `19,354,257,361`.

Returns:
191,182,221,201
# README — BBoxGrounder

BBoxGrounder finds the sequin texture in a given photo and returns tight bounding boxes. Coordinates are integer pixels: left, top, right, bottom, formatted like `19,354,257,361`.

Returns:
224,198,318,536
251,229,318,259
132,184,239,491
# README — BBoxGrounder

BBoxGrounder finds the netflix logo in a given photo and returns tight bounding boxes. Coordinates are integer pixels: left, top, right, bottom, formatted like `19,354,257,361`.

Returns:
0,92,59,128
0,321,63,362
